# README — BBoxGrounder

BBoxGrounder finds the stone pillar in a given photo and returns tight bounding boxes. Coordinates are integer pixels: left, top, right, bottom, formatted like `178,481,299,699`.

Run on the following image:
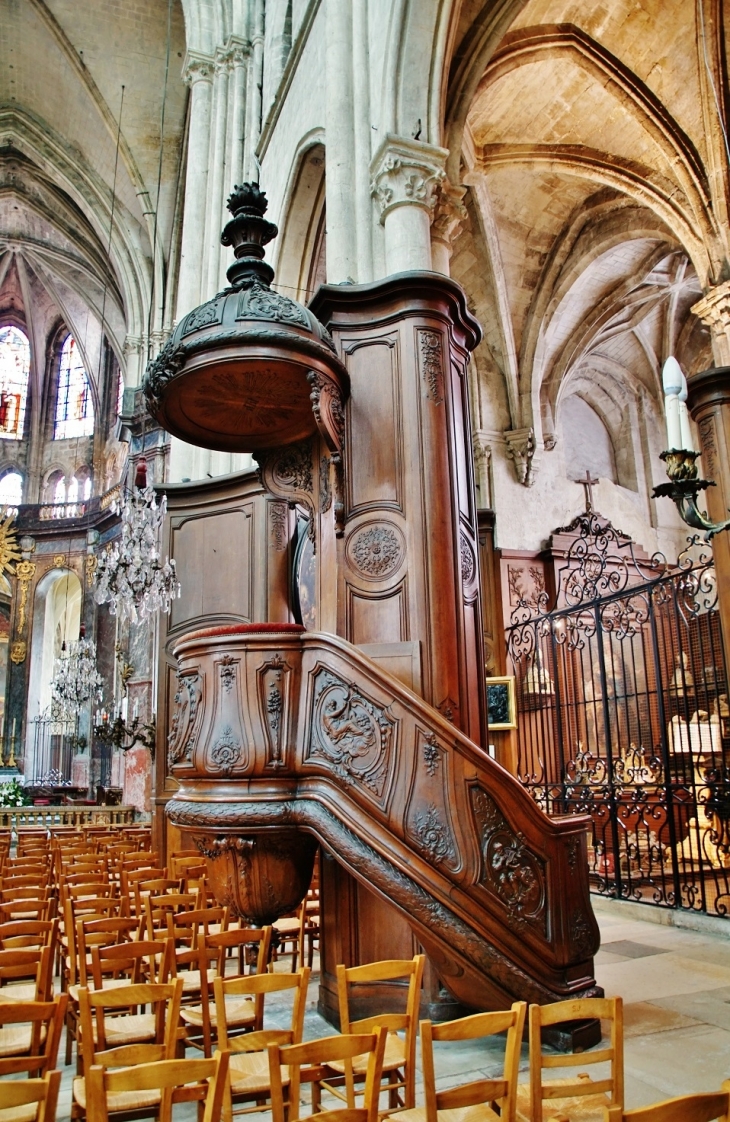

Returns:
201,51,230,299
176,53,214,320
686,362,730,678
352,0,373,283
370,136,448,275
431,181,467,277
224,38,249,286
693,281,730,366
122,334,144,389
325,0,357,282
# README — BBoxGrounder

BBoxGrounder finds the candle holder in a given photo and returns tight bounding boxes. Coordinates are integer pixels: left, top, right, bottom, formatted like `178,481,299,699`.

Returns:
93,713,156,758
652,448,730,538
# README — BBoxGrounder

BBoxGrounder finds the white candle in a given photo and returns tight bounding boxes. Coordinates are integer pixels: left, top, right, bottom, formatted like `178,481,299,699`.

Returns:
121,696,128,721
678,373,694,452
133,699,139,721
662,357,683,449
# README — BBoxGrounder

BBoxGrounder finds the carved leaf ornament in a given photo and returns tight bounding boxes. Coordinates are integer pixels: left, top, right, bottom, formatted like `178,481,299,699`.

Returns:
308,669,394,798
168,670,202,767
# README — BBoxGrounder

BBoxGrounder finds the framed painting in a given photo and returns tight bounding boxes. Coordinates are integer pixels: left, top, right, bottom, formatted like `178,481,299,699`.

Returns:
486,675,516,730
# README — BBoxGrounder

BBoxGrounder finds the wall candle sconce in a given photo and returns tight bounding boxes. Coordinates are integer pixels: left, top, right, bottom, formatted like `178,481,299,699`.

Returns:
653,356,730,539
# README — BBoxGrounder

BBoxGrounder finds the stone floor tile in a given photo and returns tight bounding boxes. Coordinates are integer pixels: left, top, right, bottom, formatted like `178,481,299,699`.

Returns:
622,1001,702,1037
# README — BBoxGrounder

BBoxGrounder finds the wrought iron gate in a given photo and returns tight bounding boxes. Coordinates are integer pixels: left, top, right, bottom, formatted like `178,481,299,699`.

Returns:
506,513,730,917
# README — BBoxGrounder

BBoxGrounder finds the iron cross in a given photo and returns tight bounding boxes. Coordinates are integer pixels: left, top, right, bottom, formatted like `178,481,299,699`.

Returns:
577,470,599,512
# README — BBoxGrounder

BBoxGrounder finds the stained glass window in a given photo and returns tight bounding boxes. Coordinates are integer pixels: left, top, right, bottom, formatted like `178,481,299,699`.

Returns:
0,471,23,506
0,326,30,440
55,335,94,439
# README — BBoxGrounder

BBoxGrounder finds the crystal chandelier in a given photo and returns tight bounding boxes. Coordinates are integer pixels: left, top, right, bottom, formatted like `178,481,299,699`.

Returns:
51,636,104,720
93,461,180,623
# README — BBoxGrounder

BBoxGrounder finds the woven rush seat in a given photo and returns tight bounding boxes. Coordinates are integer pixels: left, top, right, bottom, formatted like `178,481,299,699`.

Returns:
229,1051,290,1095
177,968,203,994
67,977,133,1004
99,1012,158,1046
180,993,255,1028
328,1031,405,1076
73,1075,161,1113
0,1101,39,1122
0,1023,46,1056
515,1077,611,1121
388,1106,502,1122
0,983,37,1003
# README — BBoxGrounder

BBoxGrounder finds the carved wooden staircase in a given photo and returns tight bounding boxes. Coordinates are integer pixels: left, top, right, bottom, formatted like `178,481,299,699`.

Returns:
166,623,601,1012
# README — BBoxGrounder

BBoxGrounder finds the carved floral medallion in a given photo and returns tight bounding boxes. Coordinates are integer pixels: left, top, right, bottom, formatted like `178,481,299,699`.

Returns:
346,522,405,580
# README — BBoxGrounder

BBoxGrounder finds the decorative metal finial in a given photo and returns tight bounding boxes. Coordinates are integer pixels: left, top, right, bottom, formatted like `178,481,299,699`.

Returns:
221,182,279,289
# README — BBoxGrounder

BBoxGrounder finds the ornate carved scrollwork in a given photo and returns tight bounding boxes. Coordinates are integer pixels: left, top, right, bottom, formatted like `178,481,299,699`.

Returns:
257,654,291,769
255,440,316,539
307,370,345,454
470,786,546,933
191,827,317,925
306,667,395,803
209,725,242,774
167,669,203,768
346,522,405,580
412,803,455,865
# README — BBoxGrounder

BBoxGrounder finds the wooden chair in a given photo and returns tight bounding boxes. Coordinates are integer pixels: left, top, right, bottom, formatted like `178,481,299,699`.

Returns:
386,1003,527,1122
269,1029,388,1122
73,979,184,1117
0,994,67,1078
84,1050,230,1122
163,905,229,1001
62,897,122,992
0,1069,61,1122
144,891,198,939
515,997,623,1122
0,897,52,923
0,917,58,953
320,955,425,1113
179,924,273,1056
215,966,311,1115
0,945,54,1003
64,917,141,1066
604,1083,730,1121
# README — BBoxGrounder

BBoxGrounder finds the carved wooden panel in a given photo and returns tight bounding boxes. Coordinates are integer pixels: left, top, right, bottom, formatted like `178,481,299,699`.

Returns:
344,338,403,515
348,584,407,644
170,505,255,629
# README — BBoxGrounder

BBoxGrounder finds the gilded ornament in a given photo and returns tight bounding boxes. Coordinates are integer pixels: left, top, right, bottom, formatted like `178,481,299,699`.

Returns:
0,513,21,578
10,640,26,664
14,560,36,636
53,554,66,568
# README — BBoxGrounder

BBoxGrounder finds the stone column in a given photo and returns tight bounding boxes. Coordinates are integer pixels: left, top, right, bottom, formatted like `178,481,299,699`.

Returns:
325,0,357,282
201,51,230,299
221,38,249,291
370,135,448,274
352,0,373,283
176,53,214,320
685,362,730,677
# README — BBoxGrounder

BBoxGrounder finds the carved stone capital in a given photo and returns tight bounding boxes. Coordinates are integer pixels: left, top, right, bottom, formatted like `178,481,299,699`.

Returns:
370,135,448,224
123,334,143,358
182,50,215,85
216,35,249,71
432,180,468,247
692,281,730,365
505,426,537,487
